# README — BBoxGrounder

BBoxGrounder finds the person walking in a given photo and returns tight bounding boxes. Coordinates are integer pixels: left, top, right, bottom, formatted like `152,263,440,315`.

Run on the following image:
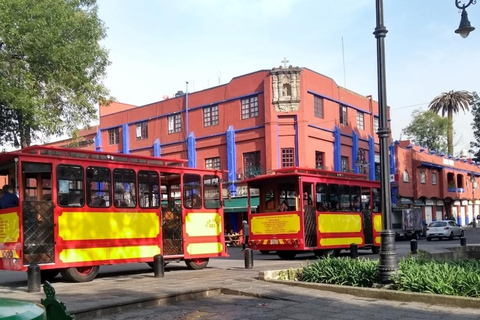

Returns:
242,220,249,251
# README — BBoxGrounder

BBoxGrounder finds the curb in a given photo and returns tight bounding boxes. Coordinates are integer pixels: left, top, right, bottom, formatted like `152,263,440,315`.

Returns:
259,269,480,309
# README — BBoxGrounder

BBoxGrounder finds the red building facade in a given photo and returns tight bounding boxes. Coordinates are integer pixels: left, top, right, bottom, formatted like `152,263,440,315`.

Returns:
49,66,480,227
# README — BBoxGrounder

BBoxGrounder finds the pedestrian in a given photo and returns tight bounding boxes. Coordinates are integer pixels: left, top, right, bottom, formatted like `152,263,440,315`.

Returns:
242,220,249,251
0,185,18,209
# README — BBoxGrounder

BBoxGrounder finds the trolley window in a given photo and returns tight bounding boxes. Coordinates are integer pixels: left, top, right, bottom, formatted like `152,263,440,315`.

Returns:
138,170,160,208
57,164,84,207
316,183,328,211
204,175,221,209
372,187,381,213
113,169,137,208
183,174,202,209
86,166,111,208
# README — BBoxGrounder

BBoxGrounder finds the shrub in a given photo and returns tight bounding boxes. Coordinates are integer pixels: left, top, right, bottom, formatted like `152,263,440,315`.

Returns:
300,256,378,287
393,258,480,297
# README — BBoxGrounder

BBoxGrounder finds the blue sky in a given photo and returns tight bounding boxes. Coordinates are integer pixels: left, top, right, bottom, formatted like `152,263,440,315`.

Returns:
96,0,480,155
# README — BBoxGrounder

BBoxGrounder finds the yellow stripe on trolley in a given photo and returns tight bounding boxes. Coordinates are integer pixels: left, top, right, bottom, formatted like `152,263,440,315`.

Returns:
319,214,362,233
186,242,223,255
374,215,382,232
0,212,20,243
58,212,159,241
320,237,364,246
185,213,222,237
59,245,160,263
375,236,381,244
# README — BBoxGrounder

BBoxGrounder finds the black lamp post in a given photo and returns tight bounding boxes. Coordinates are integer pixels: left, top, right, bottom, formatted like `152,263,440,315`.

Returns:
471,174,477,228
373,0,398,284
455,0,476,38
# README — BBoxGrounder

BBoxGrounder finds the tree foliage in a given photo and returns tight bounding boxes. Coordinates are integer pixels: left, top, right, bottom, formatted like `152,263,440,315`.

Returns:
402,109,448,153
0,0,111,148
428,90,473,156
470,92,480,160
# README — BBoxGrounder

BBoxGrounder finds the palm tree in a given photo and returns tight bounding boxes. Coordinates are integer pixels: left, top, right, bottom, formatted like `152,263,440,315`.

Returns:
428,90,473,156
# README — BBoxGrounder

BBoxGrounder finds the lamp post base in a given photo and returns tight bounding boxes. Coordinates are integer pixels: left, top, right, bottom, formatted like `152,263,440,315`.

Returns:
378,229,398,284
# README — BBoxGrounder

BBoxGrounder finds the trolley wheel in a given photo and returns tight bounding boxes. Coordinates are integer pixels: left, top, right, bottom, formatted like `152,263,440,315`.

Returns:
259,250,271,255
276,251,297,260
60,266,99,282
40,269,60,282
185,258,209,270
371,246,380,254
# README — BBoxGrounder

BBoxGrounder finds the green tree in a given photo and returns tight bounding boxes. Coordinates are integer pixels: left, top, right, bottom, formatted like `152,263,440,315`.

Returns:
428,90,473,156
0,0,111,148
402,109,448,153
470,92,480,160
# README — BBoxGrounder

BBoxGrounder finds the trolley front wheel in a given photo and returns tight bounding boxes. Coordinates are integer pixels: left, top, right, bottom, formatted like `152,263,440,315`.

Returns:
276,251,297,260
60,266,99,282
40,269,60,282
185,258,209,270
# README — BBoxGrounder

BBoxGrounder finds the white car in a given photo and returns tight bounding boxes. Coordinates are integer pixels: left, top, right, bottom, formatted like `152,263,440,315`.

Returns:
426,220,464,241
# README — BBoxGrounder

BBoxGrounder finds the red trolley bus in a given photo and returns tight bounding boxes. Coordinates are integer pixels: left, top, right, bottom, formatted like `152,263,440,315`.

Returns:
245,167,382,259
0,146,227,282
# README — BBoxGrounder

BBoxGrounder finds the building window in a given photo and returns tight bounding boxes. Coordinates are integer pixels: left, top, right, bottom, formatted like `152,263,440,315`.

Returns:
340,104,347,125
108,128,119,145
357,112,364,130
281,148,295,168
315,151,324,169
314,96,324,118
203,105,219,127
168,114,182,134
205,157,220,170
432,172,437,185
341,156,349,172
241,96,259,119
420,171,426,184
373,117,379,133
136,122,148,140
244,151,261,178
403,170,409,182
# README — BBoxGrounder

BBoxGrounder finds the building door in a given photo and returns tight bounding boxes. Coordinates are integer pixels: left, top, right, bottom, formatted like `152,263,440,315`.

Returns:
435,206,443,221
460,206,466,226
424,206,433,224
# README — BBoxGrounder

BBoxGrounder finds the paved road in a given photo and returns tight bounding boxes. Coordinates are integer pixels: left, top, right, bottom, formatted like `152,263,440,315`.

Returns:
0,229,478,319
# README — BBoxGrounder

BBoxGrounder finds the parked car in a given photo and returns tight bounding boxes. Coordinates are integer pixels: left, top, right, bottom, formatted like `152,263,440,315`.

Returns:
426,220,464,241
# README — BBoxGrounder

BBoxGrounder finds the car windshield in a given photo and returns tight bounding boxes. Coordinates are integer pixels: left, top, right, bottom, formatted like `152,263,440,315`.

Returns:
429,222,447,227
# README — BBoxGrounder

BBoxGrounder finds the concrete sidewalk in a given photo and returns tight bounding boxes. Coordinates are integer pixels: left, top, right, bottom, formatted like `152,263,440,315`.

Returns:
1,252,479,319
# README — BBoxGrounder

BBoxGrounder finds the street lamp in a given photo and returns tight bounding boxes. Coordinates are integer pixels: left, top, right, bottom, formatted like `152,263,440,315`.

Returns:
374,0,398,284
471,174,478,228
455,0,476,38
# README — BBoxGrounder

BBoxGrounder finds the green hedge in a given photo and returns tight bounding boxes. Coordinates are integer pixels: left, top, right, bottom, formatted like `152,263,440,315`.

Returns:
300,256,480,297
393,258,480,297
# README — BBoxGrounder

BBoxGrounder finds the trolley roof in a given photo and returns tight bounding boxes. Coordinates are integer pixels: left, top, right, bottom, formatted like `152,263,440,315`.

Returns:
244,167,379,187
